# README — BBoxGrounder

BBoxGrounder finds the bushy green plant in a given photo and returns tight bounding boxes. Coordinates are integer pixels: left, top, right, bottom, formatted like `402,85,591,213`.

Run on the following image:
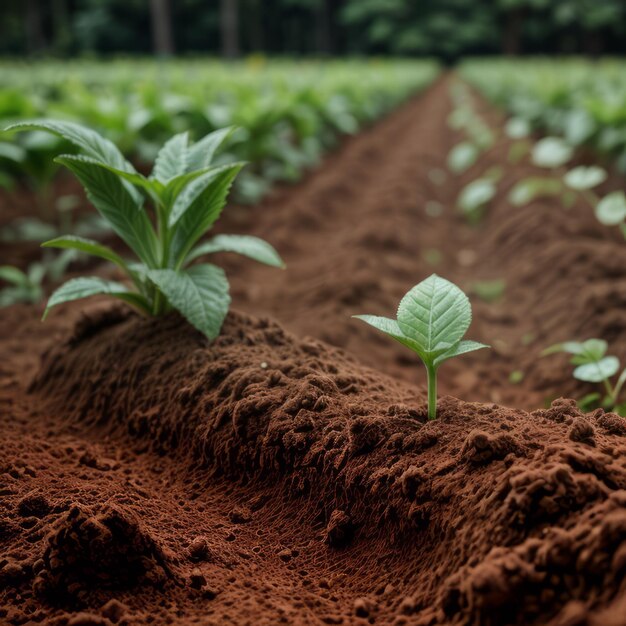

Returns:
5,120,284,339
543,338,626,415
353,274,489,420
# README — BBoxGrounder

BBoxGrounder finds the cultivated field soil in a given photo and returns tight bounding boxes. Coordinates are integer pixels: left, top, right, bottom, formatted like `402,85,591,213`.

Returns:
2,76,626,626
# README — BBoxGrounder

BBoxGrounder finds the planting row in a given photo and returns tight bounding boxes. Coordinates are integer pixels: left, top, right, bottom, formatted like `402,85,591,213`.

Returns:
0,59,439,203
461,58,626,171
5,108,626,419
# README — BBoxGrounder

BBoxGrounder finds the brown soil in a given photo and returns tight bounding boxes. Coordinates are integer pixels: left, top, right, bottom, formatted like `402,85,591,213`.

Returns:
2,75,626,625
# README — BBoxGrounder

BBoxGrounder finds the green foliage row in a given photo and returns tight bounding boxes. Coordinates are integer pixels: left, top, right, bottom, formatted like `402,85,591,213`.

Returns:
0,58,439,203
461,58,626,173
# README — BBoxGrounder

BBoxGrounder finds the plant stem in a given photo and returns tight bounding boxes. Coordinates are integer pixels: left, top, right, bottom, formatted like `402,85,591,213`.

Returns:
426,363,437,420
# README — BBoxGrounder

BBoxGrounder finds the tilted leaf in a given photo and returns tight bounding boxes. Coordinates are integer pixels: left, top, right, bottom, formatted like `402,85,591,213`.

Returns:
564,166,607,191
56,155,158,266
397,274,472,356
505,117,530,140
160,164,228,210
531,137,573,168
580,338,608,361
169,162,244,227
457,178,496,215
596,191,626,226
352,315,426,360
0,265,29,286
434,339,489,367
574,357,620,383
147,264,230,339
42,235,128,270
186,234,285,268
0,142,26,163
152,132,189,183
542,341,586,357
186,127,236,172
168,163,245,267
509,177,563,207
4,120,133,172
447,142,479,174
43,277,150,319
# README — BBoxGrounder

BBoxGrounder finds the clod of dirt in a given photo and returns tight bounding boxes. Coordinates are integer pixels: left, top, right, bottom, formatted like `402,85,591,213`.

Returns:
100,599,128,623
461,429,519,465
17,492,51,518
186,537,213,562
228,506,252,524
33,504,171,599
569,417,596,446
325,509,354,548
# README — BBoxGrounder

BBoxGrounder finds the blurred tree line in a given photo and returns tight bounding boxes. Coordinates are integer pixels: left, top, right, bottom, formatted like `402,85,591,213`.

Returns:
3,0,626,60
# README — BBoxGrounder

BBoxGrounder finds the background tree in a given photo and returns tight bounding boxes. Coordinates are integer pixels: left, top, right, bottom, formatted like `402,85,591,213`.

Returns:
150,0,174,56
1,0,625,58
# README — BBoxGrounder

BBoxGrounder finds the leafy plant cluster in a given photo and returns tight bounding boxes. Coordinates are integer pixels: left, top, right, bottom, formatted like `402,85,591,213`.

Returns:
543,339,626,416
4,120,284,338
0,59,438,204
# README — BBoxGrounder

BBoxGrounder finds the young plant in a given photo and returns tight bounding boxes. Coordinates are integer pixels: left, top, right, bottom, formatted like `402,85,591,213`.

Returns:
543,338,626,415
0,249,75,307
353,274,489,420
5,120,284,339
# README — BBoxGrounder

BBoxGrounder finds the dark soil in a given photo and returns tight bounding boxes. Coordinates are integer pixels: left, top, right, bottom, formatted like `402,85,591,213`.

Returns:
1,76,626,625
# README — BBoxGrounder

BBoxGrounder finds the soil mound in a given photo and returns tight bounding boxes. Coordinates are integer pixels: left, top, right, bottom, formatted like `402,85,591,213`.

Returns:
21,307,626,625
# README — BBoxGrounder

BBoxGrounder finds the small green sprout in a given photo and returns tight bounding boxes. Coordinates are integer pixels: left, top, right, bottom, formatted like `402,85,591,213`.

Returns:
5,120,284,339
353,274,489,420
543,338,626,415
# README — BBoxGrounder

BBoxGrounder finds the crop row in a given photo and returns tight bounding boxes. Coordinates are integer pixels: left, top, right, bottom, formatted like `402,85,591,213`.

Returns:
461,59,626,172
0,58,439,203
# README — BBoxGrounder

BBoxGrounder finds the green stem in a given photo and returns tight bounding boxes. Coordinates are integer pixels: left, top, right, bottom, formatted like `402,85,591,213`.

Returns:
426,363,438,420
603,378,616,405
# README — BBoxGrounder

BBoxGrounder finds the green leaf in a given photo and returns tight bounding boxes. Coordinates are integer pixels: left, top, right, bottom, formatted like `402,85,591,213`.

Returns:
147,264,230,339
434,339,489,367
397,274,472,357
447,142,479,174
187,234,285,268
0,142,26,163
160,164,229,210
596,191,626,226
0,265,29,286
564,166,607,191
352,314,426,359
542,341,586,357
574,357,620,383
531,137,573,168
509,177,563,207
457,179,496,216
580,338,608,361
42,235,128,270
55,155,159,267
186,127,236,172
169,163,244,267
44,277,150,319
505,117,530,140
152,132,189,183
4,119,132,172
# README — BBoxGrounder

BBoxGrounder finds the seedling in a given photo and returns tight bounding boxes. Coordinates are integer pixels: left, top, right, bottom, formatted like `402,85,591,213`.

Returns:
5,120,284,339
543,339,626,415
0,250,76,307
353,274,489,420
